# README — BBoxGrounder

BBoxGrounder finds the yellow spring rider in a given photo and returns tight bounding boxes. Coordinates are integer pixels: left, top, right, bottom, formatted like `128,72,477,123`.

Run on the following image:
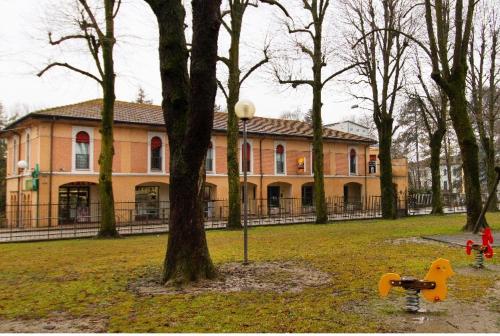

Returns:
378,258,454,313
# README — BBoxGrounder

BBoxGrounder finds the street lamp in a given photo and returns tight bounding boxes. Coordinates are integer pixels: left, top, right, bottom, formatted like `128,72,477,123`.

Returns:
235,99,256,265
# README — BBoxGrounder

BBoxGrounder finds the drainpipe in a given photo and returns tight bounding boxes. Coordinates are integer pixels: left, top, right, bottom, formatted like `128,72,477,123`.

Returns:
12,130,21,228
48,118,55,227
259,137,263,213
364,144,368,207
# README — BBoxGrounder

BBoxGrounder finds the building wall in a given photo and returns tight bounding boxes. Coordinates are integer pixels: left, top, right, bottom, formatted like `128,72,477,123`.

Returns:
4,119,408,227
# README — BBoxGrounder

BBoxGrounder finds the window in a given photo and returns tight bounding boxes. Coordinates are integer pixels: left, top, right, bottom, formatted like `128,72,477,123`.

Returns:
241,142,252,172
135,186,160,220
349,148,357,175
301,185,314,207
25,132,30,169
12,137,18,174
275,143,285,174
58,185,91,224
206,141,214,172
369,154,377,174
75,131,90,170
443,180,448,191
150,136,162,171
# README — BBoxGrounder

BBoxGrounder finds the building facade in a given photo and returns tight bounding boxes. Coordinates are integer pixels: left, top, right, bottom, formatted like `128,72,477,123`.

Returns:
2,100,408,227
325,120,372,138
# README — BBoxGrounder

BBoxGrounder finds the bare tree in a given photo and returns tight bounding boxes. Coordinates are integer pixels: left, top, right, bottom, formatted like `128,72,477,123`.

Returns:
409,58,449,214
468,4,499,211
271,0,361,223
345,0,414,219
217,0,272,229
38,0,121,237
143,0,221,284
420,0,485,232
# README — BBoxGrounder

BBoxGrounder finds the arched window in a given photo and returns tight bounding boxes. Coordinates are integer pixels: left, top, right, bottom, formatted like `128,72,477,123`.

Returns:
150,136,162,171
206,141,214,172
275,144,285,174
349,148,357,175
75,131,90,169
241,142,251,172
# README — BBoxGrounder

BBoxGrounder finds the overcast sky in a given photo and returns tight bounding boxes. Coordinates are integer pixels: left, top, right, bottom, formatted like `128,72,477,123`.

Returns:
0,0,366,124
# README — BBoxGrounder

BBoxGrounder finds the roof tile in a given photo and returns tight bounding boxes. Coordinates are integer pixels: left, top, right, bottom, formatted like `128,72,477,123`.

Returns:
28,99,376,143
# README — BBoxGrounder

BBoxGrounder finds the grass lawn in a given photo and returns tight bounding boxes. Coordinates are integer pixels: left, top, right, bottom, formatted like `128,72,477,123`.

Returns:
0,213,499,332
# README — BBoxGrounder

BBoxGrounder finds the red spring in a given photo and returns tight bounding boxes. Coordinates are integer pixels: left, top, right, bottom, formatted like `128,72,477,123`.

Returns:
466,240,473,255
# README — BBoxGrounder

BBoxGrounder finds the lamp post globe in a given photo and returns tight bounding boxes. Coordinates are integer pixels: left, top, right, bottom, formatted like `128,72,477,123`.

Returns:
235,100,256,121
17,160,28,170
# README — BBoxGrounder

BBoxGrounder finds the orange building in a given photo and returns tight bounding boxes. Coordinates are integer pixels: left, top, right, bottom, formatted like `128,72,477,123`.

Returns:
2,99,408,227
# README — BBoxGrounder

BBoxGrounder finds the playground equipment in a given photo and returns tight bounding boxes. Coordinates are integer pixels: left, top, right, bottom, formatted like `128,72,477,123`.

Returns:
379,258,455,313
466,227,494,268
465,166,498,268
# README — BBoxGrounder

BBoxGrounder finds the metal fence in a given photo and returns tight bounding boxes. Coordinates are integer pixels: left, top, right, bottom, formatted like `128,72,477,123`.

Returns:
0,193,496,243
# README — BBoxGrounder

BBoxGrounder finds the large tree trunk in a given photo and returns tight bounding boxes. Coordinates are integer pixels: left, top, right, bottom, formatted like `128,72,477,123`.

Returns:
443,133,453,192
483,138,498,211
97,0,118,238
429,128,445,214
378,118,396,219
446,86,485,232
147,0,221,284
311,85,327,223
226,8,243,229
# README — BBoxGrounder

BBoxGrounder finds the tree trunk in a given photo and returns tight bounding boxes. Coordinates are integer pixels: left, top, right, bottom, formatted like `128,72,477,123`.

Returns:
97,0,118,238
147,0,221,284
429,128,445,214
311,85,327,223
446,86,486,231
226,8,243,229
483,138,498,211
444,133,453,192
378,118,396,219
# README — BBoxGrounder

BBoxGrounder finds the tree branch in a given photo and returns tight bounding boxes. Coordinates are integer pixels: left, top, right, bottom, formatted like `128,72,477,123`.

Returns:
48,32,87,45
217,79,229,99
353,27,432,60
37,62,102,84
240,50,269,85
259,0,290,18
78,0,104,39
322,62,365,87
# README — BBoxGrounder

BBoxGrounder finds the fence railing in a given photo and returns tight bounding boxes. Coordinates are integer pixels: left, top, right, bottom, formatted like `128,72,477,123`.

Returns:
0,193,497,242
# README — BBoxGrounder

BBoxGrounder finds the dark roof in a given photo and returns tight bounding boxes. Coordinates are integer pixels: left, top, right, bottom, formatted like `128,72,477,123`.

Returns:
5,99,376,143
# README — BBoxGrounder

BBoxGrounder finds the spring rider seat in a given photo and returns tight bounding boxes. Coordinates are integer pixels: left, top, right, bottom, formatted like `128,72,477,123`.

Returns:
378,258,454,313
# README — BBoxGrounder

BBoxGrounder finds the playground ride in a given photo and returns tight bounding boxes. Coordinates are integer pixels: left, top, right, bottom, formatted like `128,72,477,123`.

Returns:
466,227,494,268
465,166,498,268
379,258,455,313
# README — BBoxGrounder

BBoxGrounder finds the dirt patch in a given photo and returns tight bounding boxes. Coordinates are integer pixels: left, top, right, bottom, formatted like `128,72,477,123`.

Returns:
0,312,107,333
389,237,446,246
381,280,500,333
129,261,332,296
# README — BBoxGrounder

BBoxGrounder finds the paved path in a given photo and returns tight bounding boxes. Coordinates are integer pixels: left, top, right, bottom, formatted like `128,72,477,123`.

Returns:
422,231,499,247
